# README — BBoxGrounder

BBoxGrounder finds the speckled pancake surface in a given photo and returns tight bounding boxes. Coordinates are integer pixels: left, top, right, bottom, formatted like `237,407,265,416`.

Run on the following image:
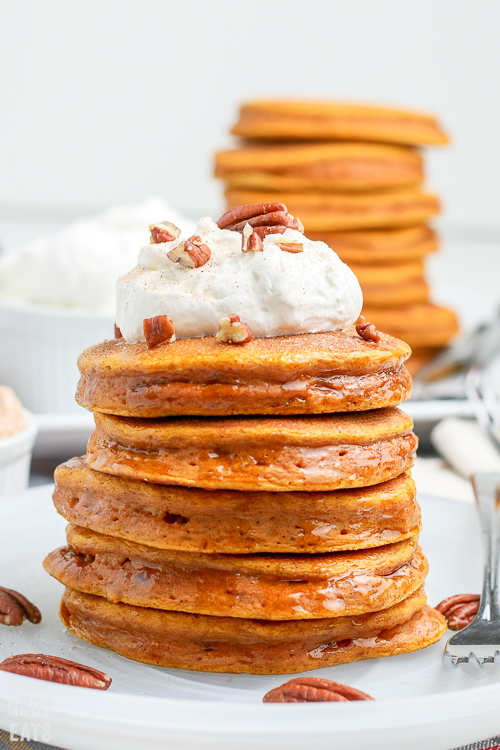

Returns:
45,526,427,620
362,303,459,349
53,458,420,554
60,587,446,674
310,226,438,265
215,142,424,192
76,328,412,418
85,407,418,491
225,188,440,231
231,100,449,146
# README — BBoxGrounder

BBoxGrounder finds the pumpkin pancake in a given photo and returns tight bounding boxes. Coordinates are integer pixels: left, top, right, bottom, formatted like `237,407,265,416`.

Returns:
45,526,426,620
86,407,417,491
225,188,440,232
215,142,424,193
76,328,412,418
230,100,449,146
60,587,446,674
362,303,459,349
309,226,438,265
53,458,420,554
351,262,429,308
405,348,441,376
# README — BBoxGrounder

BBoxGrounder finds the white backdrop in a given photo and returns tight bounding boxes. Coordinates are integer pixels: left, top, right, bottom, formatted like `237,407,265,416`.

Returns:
0,0,498,230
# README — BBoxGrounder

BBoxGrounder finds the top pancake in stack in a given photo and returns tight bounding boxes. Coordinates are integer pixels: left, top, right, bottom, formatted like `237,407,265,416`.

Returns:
77,326,411,417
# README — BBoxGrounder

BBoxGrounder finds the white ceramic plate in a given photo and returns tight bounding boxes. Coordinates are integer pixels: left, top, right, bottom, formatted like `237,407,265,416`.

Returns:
0,485,499,750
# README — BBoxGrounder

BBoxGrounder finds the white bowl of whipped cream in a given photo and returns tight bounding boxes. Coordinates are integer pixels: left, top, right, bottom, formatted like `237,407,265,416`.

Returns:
0,386,38,496
0,197,196,414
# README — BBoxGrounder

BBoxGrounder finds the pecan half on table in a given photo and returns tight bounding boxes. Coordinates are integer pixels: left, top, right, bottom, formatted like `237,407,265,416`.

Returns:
263,677,374,703
0,654,111,690
0,587,41,626
436,594,480,630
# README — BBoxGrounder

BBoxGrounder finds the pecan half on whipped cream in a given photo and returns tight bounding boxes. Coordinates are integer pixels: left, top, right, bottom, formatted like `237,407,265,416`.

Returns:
217,202,304,242
263,677,374,703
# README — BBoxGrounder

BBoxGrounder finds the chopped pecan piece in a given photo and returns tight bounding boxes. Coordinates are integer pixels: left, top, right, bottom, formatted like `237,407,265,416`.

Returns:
252,225,288,239
149,221,181,244
0,654,111,690
263,677,374,703
114,324,122,339
242,223,264,252
278,242,304,254
168,235,211,268
143,315,176,349
0,587,41,627
436,594,480,630
216,314,253,345
356,316,380,343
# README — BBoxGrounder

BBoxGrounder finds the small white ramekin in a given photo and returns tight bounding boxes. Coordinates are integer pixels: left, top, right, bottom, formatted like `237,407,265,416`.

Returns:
0,409,38,496
0,295,113,414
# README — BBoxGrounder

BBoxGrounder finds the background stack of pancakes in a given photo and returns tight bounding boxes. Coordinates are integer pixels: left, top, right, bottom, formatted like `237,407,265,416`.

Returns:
44,322,446,673
215,101,460,373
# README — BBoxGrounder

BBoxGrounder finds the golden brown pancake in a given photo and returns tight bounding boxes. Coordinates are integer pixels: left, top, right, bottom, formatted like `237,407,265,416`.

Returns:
362,303,459,349
215,142,424,192
310,226,438,265
60,587,446,674
230,101,449,146
53,458,421,554
45,526,427,620
351,262,429,308
225,188,440,231
76,328,412,418
86,407,417,491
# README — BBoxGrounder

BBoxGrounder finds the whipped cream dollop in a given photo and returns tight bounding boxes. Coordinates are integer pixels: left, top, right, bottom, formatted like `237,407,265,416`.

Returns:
116,217,363,341
0,197,196,312
0,386,27,440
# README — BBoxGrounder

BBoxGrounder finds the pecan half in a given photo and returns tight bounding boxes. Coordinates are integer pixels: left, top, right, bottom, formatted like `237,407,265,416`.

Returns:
149,221,181,244
436,594,480,630
356,316,380,343
0,587,41,627
217,203,304,236
168,235,211,268
217,202,287,230
114,324,122,339
0,654,111,690
216,314,253,345
263,677,374,703
278,242,304,254
242,223,264,252
143,315,176,348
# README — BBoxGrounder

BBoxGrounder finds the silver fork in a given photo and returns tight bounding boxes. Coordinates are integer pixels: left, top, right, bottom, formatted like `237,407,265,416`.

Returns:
445,327,500,666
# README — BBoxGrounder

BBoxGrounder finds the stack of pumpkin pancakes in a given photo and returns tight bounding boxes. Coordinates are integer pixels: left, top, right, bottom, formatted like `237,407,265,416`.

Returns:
44,320,446,674
215,100,459,373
